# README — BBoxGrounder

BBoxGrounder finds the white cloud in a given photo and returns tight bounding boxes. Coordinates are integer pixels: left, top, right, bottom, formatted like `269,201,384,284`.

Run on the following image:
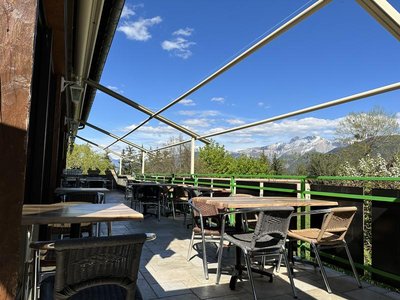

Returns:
177,110,221,117
179,99,196,106
181,118,211,128
118,16,162,41
229,138,256,144
226,119,245,125
161,37,195,59
211,97,225,103
120,5,136,19
106,85,124,94
173,27,194,36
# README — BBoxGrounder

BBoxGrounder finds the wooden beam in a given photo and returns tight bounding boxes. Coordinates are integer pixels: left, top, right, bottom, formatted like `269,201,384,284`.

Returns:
0,0,38,298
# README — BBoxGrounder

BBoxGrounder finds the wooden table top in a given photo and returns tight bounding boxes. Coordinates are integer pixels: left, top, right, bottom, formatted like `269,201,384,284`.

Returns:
129,182,177,187
54,187,110,194
192,196,338,209
22,203,143,225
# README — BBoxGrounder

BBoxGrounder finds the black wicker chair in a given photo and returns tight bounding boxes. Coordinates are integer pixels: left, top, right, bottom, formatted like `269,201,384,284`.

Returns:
216,207,297,299
31,233,156,300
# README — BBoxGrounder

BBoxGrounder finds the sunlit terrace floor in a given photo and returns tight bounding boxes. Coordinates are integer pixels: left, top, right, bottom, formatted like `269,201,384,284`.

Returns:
103,190,399,300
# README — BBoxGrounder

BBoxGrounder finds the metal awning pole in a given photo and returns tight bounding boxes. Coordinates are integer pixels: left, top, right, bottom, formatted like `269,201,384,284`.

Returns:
84,80,210,148
141,151,145,175
119,0,332,138
190,138,195,175
197,81,400,139
119,157,123,176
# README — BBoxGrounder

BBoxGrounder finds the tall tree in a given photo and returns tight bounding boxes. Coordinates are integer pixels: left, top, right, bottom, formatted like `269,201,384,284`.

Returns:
67,144,113,174
336,107,399,156
198,141,233,174
270,153,284,175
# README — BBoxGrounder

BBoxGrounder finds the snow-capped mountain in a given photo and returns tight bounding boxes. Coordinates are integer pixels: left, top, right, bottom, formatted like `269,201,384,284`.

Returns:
235,136,341,158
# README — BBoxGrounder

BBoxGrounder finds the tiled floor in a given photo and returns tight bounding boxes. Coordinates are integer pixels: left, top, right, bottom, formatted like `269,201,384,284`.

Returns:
105,190,399,300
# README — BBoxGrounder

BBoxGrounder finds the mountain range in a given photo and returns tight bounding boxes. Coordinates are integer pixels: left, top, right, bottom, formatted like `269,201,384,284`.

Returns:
234,136,342,159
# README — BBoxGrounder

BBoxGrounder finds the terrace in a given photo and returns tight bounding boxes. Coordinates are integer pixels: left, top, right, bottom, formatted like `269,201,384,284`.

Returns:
1,0,400,299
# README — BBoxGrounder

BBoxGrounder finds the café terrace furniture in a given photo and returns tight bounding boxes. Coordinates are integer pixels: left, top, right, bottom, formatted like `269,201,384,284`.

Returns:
31,233,155,300
54,187,110,236
192,196,338,297
218,207,297,299
173,185,231,225
187,198,231,280
22,203,144,300
79,177,110,188
128,182,175,221
288,206,362,293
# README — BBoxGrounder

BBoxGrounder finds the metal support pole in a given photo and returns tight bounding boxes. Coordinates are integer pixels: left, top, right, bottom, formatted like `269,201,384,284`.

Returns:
119,158,122,175
190,138,195,175
141,151,145,175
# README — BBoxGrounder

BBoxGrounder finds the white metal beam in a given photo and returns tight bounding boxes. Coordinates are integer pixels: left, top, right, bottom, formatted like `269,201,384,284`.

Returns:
196,82,400,139
76,135,122,157
141,151,145,175
82,121,150,153
84,80,210,148
119,0,332,138
190,138,195,175
357,0,400,40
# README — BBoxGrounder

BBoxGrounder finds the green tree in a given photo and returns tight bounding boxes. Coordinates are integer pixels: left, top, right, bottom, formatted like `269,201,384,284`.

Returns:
121,146,141,175
270,153,284,175
336,107,399,156
66,144,113,174
145,136,192,174
307,153,340,176
198,141,233,174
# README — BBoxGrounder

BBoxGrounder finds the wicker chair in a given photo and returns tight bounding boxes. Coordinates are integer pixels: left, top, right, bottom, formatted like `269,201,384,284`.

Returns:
216,207,297,300
137,185,162,221
31,233,156,300
187,198,228,280
171,186,191,223
288,206,362,293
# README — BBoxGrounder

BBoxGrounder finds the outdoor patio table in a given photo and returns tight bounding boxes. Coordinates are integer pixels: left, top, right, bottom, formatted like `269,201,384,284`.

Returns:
193,196,338,288
54,187,109,194
20,203,143,299
54,187,110,203
128,182,178,217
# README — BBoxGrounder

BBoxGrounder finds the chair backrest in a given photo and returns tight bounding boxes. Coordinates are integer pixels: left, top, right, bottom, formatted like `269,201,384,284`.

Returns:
138,185,161,202
64,192,100,203
53,233,152,300
173,186,190,200
251,207,294,250
317,206,357,244
192,198,219,217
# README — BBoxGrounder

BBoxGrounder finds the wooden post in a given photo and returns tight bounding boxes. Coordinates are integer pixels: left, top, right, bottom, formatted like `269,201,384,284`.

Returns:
0,0,38,298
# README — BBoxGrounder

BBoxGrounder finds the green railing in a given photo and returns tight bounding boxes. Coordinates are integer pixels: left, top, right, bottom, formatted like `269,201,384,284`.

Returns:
135,172,400,286
137,172,400,203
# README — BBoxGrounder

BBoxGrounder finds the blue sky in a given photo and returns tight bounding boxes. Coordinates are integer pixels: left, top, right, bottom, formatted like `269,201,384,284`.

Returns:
80,0,400,155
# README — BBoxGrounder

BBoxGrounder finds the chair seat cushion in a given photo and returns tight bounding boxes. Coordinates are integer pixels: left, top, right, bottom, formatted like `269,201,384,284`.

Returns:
288,228,341,245
40,276,142,300
193,225,221,236
224,232,282,252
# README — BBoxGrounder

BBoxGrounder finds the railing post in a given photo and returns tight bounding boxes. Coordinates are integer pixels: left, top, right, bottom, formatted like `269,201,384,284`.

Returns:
194,174,198,187
230,176,236,194
259,181,264,197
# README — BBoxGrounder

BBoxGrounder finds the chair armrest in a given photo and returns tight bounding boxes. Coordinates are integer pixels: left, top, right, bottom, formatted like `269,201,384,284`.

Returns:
30,241,55,251
146,233,157,241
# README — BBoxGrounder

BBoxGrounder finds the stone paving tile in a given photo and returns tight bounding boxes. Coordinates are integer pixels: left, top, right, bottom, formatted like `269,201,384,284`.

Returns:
344,287,394,300
386,291,400,300
105,190,395,300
